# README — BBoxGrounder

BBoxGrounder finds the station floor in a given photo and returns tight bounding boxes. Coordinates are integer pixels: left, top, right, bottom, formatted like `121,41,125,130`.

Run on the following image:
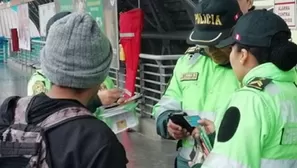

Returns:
0,63,176,168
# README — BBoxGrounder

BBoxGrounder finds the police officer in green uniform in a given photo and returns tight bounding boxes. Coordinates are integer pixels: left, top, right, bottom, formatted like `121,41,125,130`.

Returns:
27,69,120,109
152,0,243,167
27,12,70,97
200,10,297,168
27,11,124,112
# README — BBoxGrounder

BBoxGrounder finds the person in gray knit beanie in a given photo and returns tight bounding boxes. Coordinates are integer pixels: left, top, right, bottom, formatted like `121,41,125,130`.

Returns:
40,12,112,89
10,12,128,168
26,11,124,111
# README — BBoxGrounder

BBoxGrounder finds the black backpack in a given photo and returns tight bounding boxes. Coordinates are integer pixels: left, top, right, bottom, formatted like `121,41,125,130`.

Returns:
0,96,93,168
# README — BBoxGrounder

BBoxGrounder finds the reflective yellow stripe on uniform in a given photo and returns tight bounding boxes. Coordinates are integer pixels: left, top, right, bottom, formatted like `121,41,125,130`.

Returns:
155,97,217,121
202,153,297,168
202,153,250,168
154,96,182,119
183,110,216,121
261,159,297,167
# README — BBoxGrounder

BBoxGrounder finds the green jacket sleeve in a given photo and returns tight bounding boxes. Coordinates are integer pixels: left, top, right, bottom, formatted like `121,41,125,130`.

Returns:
202,90,272,168
152,58,183,139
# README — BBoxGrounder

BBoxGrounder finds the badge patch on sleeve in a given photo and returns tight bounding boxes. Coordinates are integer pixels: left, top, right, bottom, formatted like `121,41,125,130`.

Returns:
280,124,297,145
247,77,272,91
180,72,199,81
217,106,241,142
32,81,46,95
185,46,200,54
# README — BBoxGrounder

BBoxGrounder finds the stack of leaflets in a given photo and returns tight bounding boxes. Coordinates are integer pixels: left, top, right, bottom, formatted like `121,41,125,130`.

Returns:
95,93,142,134
198,126,213,154
188,123,213,168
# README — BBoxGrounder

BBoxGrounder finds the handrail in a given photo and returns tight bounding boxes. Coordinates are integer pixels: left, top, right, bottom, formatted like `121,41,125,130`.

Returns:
27,40,182,61
31,40,46,44
140,53,181,60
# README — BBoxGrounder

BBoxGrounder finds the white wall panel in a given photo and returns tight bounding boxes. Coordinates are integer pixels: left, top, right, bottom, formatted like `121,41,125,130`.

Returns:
0,7,39,38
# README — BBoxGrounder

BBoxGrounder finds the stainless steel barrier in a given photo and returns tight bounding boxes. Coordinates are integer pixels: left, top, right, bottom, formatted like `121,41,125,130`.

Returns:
0,38,8,63
109,54,181,117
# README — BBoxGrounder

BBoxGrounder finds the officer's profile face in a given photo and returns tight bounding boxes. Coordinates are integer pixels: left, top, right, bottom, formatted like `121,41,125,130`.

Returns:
237,0,253,14
230,44,251,81
205,46,231,65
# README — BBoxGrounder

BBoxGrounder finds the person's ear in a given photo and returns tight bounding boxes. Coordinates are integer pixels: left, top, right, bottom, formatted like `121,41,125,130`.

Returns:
239,48,249,65
247,0,254,8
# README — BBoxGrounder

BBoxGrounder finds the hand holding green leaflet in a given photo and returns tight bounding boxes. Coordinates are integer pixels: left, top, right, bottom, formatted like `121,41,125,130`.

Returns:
191,119,215,139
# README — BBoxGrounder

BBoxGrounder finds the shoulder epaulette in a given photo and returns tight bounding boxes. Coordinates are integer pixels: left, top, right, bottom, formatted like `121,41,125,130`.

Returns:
185,46,200,54
246,77,272,91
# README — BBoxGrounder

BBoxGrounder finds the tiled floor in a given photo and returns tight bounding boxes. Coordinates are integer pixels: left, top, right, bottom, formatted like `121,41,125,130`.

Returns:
118,132,176,168
0,63,29,102
0,63,176,168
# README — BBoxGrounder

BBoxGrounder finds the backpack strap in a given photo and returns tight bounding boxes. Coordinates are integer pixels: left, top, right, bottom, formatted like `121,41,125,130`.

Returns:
13,96,34,125
0,96,21,134
0,97,38,157
1,96,33,142
0,98,94,166
10,96,94,130
39,106,94,131
26,107,94,168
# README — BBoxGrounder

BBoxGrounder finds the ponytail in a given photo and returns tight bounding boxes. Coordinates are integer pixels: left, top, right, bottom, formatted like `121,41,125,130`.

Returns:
269,32,297,71
236,32,297,71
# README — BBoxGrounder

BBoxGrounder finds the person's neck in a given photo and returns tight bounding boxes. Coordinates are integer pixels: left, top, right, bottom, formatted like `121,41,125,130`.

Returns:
47,86,89,106
202,49,230,66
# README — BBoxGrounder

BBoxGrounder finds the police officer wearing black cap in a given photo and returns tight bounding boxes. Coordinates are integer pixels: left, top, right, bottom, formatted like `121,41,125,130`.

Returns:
153,0,243,167
201,9,297,168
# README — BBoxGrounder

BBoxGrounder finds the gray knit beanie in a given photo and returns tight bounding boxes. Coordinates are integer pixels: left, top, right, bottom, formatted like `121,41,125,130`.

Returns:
40,12,112,89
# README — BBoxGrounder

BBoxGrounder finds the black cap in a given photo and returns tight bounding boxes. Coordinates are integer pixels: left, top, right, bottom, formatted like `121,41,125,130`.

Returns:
248,6,255,12
187,0,242,46
45,11,71,38
218,9,291,48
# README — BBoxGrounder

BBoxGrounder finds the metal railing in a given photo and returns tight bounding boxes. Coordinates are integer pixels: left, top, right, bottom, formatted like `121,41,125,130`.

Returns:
0,38,8,63
6,39,181,117
8,39,44,69
109,54,180,117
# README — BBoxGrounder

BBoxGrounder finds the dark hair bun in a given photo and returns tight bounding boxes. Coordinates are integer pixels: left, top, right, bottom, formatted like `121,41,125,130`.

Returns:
270,41,297,71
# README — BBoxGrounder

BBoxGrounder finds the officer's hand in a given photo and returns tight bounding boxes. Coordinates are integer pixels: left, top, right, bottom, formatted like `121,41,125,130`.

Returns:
98,88,122,105
167,119,190,140
191,119,215,138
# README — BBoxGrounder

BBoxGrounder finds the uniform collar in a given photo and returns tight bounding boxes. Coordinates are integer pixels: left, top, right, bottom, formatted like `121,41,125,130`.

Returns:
242,63,296,86
36,69,43,73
